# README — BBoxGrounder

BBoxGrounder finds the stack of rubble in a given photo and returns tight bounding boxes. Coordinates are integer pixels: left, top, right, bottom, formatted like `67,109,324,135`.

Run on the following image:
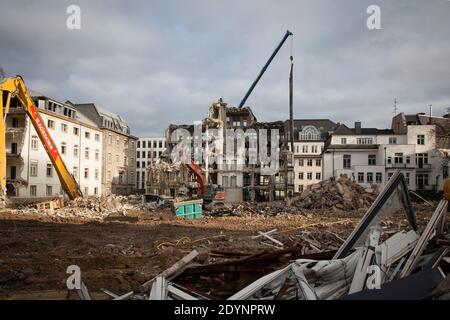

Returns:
294,176,379,211
10,194,159,220
140,171,450,300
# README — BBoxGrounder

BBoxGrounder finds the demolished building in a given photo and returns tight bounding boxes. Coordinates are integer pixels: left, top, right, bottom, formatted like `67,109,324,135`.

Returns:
146,99,294,202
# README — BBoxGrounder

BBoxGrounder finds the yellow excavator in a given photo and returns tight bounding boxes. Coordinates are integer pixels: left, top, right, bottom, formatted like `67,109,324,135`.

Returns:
0,75,82,200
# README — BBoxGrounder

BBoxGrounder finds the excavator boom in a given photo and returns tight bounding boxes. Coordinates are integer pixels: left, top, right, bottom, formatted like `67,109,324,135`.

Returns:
0,76,82,199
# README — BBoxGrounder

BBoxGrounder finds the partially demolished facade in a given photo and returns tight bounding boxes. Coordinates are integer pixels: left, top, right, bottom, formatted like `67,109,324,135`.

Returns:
146,99,294,202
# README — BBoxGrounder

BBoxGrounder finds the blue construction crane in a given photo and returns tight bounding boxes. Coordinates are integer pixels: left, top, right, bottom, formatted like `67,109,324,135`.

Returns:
238,30,293,108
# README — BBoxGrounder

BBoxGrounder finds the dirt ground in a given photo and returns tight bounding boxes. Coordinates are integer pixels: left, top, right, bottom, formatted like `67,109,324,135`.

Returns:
0,203,437,299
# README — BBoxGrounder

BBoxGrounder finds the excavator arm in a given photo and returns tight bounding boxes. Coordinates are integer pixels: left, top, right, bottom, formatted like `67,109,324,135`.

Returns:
185,160,206,196
0,76,82,199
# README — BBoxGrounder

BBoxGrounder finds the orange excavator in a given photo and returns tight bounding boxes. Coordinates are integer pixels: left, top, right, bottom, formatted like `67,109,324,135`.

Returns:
0,76,82,200
185,160,225,205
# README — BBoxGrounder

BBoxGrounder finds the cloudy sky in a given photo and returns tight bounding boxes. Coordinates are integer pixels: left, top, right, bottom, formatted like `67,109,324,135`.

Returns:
1,0,449,137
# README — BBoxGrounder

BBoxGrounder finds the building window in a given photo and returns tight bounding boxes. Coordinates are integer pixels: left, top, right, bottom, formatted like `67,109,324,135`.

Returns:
31,135,39,150
94,187,98,195
299,185,304,192
11,142,17,155
61,123,67,133
84,187,89,195
95,149,99,161
307,172,313,180
30,185,37,197
107,170,112,181
357,138,373,145
61,142,66,155
341,138,347,145
416,153,429,167
85,131,90,139
387,157,392,164
302,145,308,153
116,154,119,163
416,173,429,188
94,168,99,180
298,172,304,180
311,145,318,153
316,172,321,180
376,172,382,183
368,154,376,165
47,119,55,129
73,127,79,136
116,137,120,146
367,172,373,183
73,166,78,180
84,168,89,179
46,185,52,196
343,154,351,168
124,156,127,166
394,153,403,164
73,145,79,157
108,134,112,144
12,117,19,128
85,147,90,159
137,141,141,148
222,176,229,187
316,159,321,167
358,172,364,183
389,137,397,144
143,141,147,148
142,151,146,158
30,161,38,177
307,159,313,167
108,153,112,163
46,163,53,177
417,135,425,145
95,134,100,142
137,162,140,168
137,151,140,158
405,173,410,185
299,160,304,167
130,171,134,183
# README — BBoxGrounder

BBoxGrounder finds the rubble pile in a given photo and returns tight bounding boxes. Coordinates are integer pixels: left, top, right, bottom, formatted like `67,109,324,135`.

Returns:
10,195,159,220
294,176,379,211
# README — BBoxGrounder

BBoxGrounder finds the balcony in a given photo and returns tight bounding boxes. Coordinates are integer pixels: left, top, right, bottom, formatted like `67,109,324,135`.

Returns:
416,163,432,170
385,163,414,169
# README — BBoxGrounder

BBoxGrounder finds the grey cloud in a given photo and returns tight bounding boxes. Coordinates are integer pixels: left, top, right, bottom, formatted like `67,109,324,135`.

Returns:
0,0,449,137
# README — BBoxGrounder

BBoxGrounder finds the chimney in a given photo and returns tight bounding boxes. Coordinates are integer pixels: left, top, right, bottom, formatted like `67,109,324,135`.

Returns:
355,121,362,134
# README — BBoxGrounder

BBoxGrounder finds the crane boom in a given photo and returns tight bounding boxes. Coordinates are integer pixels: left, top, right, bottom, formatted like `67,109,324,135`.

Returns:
0,76,82,200
238,30,293,108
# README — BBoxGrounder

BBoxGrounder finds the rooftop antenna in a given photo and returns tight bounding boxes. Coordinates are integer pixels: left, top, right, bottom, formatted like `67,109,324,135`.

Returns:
393,98,398,116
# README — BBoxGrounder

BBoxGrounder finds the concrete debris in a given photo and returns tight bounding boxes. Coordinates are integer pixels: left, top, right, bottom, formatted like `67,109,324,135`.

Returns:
145,172,450,300
294,175,379,211
8,194,161,220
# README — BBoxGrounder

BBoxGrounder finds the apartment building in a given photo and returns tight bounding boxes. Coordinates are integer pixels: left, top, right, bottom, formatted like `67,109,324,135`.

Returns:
323,115,450,191
287,119,336,193
136,137,167,192
73,103,138,195
5,92,102,198
392,112,450,190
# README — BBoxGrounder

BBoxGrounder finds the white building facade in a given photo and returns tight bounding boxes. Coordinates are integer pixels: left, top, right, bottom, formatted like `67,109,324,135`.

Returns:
323,118,449,191
136,137,166,192
6,94,103,198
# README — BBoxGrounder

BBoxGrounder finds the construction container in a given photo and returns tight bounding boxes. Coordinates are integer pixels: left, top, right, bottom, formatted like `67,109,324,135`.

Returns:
173,199,203,218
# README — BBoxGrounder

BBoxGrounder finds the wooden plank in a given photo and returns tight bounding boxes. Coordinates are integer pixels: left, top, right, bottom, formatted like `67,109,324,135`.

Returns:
141,250,199,291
